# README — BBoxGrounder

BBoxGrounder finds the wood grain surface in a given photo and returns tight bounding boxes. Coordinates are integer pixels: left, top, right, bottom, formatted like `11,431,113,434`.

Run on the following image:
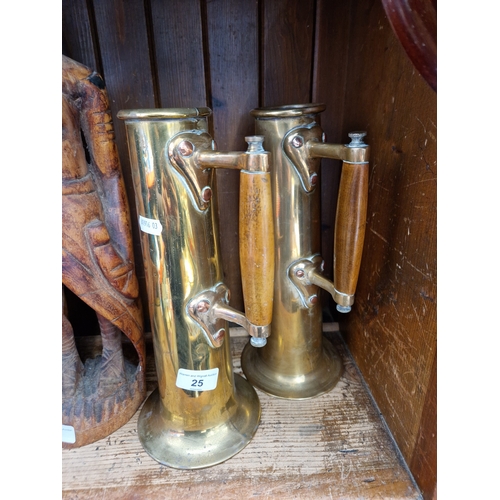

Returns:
334,161,369,297
261,0,315,106
205,0,260,311
239,172,275,327
62,0,100,73
63,326,421,499
149,0,207,108
312,0,352,300
338,2,437,496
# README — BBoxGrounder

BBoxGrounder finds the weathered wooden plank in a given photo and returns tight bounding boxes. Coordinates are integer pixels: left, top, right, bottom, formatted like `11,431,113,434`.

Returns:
62,0,100,72
149,0,207,107
204,0,260,311
338,0,437,474
261,0,316,106
63,327,421,499
91,0,158,331
312,0,353,310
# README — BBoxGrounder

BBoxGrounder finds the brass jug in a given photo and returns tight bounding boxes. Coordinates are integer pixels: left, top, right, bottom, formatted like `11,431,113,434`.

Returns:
118,108,274,468
241,104,369,399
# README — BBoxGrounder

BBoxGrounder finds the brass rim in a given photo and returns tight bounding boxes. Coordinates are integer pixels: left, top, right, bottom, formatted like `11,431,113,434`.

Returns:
250,103,325,118
117,107,212,120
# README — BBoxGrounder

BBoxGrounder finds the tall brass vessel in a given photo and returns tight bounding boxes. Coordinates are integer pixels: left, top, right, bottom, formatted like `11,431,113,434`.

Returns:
118,108,274,468
241,103,369,399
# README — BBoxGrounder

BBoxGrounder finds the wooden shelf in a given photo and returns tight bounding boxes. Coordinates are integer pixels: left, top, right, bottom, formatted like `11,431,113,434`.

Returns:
62,325,421,499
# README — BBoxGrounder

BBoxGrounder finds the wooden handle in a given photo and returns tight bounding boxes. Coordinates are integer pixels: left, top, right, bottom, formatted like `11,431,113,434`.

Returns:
334,161,369,297
239,171,275,326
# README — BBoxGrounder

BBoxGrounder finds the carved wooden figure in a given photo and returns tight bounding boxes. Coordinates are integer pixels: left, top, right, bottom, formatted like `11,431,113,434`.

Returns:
62,55,146,449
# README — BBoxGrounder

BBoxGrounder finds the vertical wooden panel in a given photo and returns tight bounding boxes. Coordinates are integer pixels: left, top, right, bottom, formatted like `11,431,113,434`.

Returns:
150,0,207,107
261,0,315,105
92,0,158,330
312,0,352,312
62,0,100,72
410,350,437,500
205,0,259,311
339,0,437,485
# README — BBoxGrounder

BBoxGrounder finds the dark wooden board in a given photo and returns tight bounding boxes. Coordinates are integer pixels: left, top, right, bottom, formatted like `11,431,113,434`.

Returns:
150,0,207,108
261,0,316,106
62,0,100,72
312,0,352,307
204,0,260,311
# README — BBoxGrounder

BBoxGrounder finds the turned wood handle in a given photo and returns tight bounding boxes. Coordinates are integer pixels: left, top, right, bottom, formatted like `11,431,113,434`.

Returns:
239,171,275,326
334,161,369,300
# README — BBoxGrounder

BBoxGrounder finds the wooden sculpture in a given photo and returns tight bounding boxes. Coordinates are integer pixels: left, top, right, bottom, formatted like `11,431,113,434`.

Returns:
62,55,146,449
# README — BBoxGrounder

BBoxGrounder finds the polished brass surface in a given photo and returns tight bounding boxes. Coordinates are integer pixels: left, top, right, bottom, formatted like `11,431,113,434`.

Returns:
250,103,326,118
289,256,354,307
118,107,211,120
138,374,260,469
308,135,370,164
242,335,343,400
242,103,365,399
118,108,265,468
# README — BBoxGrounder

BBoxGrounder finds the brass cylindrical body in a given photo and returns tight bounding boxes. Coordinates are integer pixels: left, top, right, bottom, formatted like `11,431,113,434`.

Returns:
241,104,343,399
119,108,260,468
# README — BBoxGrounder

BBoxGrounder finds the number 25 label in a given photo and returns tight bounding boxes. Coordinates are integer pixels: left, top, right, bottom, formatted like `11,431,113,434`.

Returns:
176,368,219,392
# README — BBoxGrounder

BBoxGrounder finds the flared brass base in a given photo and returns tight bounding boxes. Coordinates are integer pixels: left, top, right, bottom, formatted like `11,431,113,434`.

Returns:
137,374,261,469
241,337,343,399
